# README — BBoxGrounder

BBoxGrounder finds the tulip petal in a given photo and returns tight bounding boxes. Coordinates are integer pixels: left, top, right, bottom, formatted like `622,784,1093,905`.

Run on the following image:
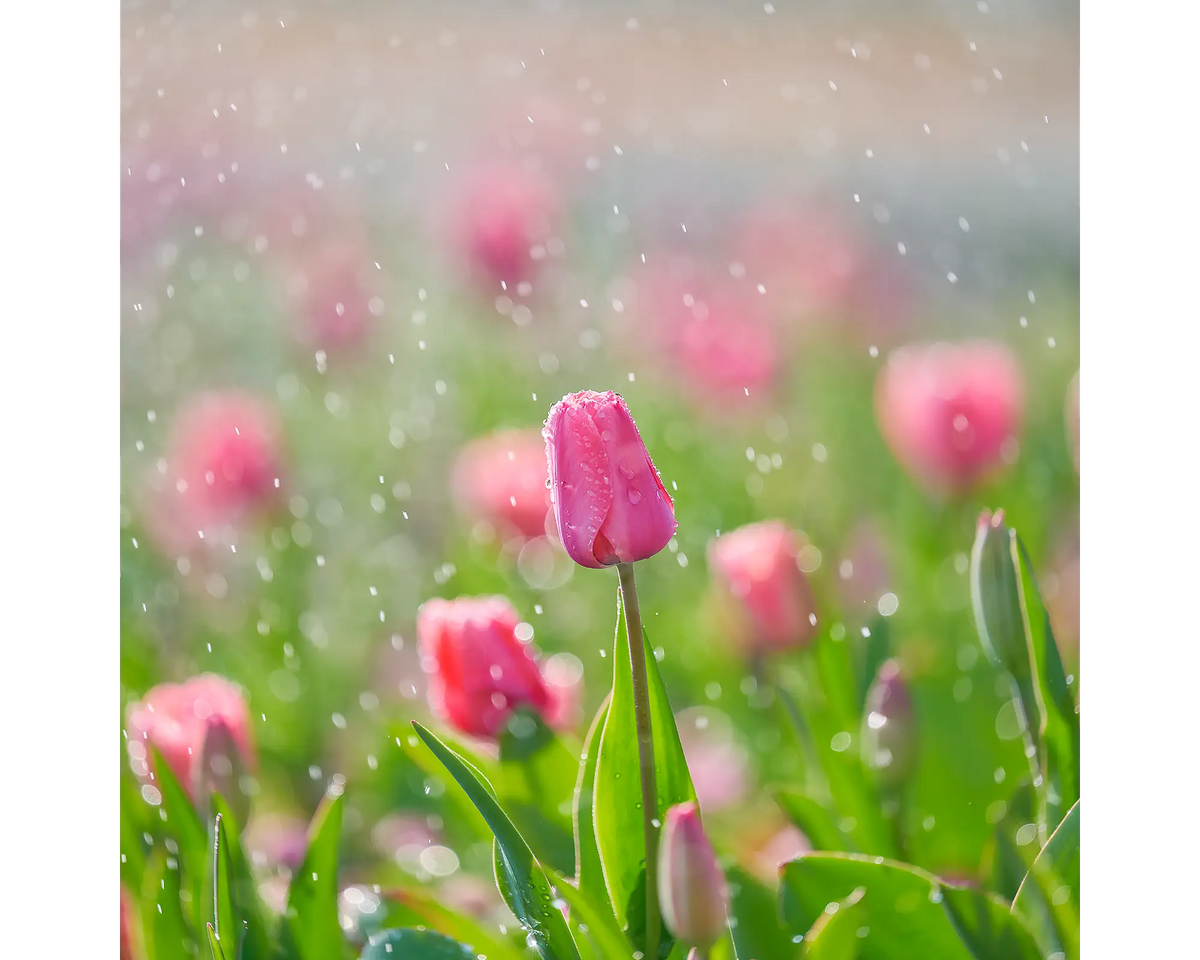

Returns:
546,397,613,568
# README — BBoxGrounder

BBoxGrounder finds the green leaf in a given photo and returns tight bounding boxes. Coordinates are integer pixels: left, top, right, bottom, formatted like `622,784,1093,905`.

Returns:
282,790,345,960
573,694,611,910
1012,800,1080,960
359,928,480,959
151,746,209,917
971,515,1080,836
802,886,867,960
1015,539,1081,819
551,874,634,960
380,886,527,960
725,866,797,960
141,849,191,960
939,885,1041,960
121,766,150,889
779,853,1035,960
592,589,695,946
212,815,237,952
211,794,272,960
412,721,581,960
206,922,227,960
773,789,853,853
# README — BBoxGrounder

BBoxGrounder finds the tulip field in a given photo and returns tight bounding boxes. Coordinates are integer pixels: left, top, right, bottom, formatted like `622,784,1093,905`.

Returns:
119,6,1081,959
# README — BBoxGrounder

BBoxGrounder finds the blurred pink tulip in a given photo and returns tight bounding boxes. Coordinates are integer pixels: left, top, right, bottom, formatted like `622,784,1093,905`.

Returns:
243,814,310,872
708,521,819,654
120,887,136,960
125,674,255,802
451,164,558,289
288,240,375,353
876,342,1024,492
543,390,676,569
861,659,917,787
836,521,892,619
638,269,777,410
677,711,751,812
745,823,811,884
417,596,553,739
453,429,552,541
147,392,282,555
658,802,728,952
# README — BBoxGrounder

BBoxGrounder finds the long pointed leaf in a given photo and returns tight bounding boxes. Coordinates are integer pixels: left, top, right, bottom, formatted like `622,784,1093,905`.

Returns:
726,866,797,960
211,793,272,960
412,721,581,960
151,746,208,919
592,589,695,947
212,815,236,951
141,849,191,960
574,694,611,908
1012,800,1080,960
282,790,344,960
206,923,226,960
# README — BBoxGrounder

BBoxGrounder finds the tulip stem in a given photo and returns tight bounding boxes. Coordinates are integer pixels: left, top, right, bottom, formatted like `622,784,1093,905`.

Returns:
618,562,660,960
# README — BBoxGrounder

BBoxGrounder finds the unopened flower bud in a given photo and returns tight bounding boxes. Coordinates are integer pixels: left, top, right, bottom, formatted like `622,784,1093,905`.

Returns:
657,802,728,952
861,659,916,787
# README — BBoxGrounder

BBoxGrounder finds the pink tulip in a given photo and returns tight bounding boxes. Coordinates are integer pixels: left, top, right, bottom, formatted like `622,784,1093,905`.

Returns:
452,429,552,541
543,390,676,569
875,342,1024,492
288,241,374,353
451,164,558,289
1066,370,1080,474
243,814,310,872
708,521,819,653
417,596,553,739
147,392,282,555
657,802,728,952
861,659,916,787
638,269,777,409
125,674,255,802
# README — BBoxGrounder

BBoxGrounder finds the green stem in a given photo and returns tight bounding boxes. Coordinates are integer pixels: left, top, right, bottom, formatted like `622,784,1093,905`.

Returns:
618,562,660,960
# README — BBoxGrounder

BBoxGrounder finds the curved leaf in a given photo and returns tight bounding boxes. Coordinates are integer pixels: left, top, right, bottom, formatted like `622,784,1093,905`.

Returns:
412,721,581,960
359,927,479,959
212,815,236,952
726,866,797,960
574,694,610,909
779,853,1037,960
592,590,695,946
211,794,272,960
774,789,853,853
1012,800,1080,960
381,885,527,960
141,849,191,960
151,746,208,917
282,790,344,960
551,874,633,960
803,886,867,960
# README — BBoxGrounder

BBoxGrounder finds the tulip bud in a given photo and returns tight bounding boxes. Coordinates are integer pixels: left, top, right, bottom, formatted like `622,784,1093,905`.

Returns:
196,716,249,823
707,520,818,653
1065,370,1079,474
875,341,1023,493
452,429,552,541
125,674,255,803
543,391,677,569
417,596,553,739
657,802,728,952
861,659,916,787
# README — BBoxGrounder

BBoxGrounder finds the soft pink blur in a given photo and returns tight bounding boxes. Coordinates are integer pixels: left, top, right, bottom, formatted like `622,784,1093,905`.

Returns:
744,823,812,885
125,673,255,799
450,163,559,290
417,596,553,739
120,887,136,960
876,341,1024,493
1066,370,1080,474
636,264,778,411
284,238,376,354
146,391,282,555
243,814,310,872
836,521,892,619
453,429,552,541
543,390,677,569
541,652,586,733
708,520,819,654
677,710,751,812
657,802,728,951
1043,526,1080,675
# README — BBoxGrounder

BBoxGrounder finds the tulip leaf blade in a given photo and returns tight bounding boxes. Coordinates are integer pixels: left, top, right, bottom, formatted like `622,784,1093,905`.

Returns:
206,922,227,960
802,886,867,960
150,746,210,921
281,790,344,960
211,814,237,952
210,793,272,960
592,588,695,953
574,694,611,910
773,788,854,853
779,852,1040,959
141,848,192,960
380,884,528,960
725,866,799,960
550,872,634,960
358,928,482,959
1012,800,1080,960
412,720,582,960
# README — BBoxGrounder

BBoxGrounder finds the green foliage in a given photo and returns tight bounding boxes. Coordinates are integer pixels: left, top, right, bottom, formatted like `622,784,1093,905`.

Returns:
358,928,480,959
282,791,345,960
1012,801,1080,960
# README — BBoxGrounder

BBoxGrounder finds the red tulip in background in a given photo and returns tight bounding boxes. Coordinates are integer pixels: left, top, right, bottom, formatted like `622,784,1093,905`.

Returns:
452,429,552,541
657,802,728,953
708,520,819,653
637,268,777,410
125,674,255,801
875,341,1024,493
543,390,677,569
452,164,558,289
417,596,554,739
147,391,282,555
288,240,375,354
